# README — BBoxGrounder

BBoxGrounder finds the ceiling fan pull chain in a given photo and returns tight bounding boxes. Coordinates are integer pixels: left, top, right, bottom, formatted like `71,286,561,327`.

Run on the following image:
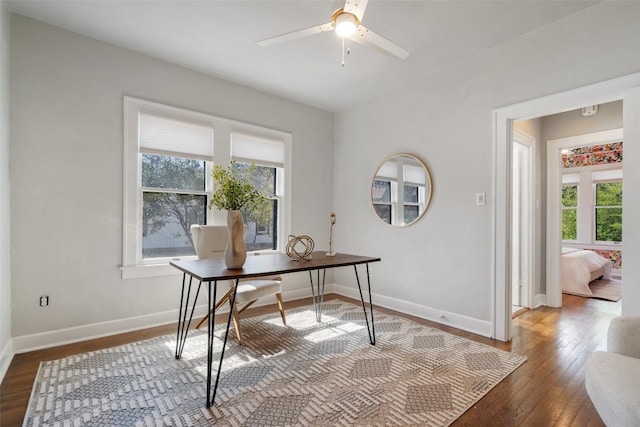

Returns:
341,37,351,68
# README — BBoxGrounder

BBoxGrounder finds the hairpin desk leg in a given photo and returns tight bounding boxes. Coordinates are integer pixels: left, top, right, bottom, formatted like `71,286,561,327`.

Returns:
207,279,239,407
308,269,326,323
354,263,376,345
175,274,202,359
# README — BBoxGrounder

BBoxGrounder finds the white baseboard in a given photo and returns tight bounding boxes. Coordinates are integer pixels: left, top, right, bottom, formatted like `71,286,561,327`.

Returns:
12,308,200,354
10,283,492,355
12,287,313,354
332,283,493,338
533,293,547,308
0,338,13,384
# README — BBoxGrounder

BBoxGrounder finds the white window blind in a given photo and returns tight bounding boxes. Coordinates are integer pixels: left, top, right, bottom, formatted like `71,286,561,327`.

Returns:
404,164,426,185
562,173,580,184
139,113,214,160
376,162,397,180
592,169,623,182
231,133,284,167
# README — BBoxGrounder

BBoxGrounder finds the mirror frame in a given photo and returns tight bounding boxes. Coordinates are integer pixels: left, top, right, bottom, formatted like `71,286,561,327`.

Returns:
370,153,433,227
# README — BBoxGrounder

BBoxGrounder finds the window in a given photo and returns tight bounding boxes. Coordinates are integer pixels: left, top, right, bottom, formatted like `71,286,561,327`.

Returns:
231,133,285,253
141,154,207,258
561,184,578,241
561,167,622,245
123,97,291,278
372,179,394,224
594,181,622,242
138,113,213,261
234,162,279,252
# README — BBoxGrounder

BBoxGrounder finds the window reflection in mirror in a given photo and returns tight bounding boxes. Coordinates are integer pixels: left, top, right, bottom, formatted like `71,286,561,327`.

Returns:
371,154,432,226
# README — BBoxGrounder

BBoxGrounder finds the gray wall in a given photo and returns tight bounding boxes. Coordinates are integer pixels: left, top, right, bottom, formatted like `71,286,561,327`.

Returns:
333,2,640,330
9,15,333,339
0,2,11,375
542,100,623,141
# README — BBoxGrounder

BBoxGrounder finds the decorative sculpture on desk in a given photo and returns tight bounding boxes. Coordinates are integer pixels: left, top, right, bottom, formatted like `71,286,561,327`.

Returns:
327,212,337,256
286,234,315,261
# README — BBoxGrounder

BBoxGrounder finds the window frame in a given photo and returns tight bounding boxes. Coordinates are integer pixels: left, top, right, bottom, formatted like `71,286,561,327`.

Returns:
140,153,211,263
122,97,292,279
402,182,426,224
372,178,396,224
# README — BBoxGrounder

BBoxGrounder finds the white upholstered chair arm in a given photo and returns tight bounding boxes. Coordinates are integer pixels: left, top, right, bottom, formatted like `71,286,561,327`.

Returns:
607,315,640,359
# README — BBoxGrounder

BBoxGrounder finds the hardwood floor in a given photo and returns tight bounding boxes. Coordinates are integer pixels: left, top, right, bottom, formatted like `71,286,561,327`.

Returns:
0,294,620,426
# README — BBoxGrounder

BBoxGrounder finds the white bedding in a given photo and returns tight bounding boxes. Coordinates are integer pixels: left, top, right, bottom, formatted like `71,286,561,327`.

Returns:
561,248,612,296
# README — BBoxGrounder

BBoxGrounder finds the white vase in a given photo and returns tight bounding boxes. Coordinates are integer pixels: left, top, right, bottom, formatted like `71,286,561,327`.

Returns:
225,210,247,269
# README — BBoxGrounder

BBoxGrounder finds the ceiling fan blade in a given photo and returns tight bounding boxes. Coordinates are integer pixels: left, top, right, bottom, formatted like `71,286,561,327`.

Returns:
257,22,334,46
351,25,409,59
343,0,368,22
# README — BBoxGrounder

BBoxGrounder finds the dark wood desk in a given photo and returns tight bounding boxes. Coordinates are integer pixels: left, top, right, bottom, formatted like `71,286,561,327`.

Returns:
170,251,381,407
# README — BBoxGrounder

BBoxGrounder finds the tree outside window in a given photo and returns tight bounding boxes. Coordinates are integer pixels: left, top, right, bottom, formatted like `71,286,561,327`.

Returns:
140,158,282,256
234,162,280,251
562,184,578,240
141,154,207,258
595,181,622,242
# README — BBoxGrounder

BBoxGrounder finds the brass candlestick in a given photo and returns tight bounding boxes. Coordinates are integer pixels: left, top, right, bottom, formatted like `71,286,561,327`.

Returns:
327,212,337,256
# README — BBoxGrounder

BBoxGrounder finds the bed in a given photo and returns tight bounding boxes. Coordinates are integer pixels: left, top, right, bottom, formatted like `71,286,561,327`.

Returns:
561,247,612,296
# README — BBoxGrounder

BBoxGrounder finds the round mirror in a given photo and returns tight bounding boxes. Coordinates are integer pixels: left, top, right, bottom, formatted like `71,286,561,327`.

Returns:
371,154,432,226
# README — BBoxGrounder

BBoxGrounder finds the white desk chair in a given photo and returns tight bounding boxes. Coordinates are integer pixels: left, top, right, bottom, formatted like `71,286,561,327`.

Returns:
190,224,286,344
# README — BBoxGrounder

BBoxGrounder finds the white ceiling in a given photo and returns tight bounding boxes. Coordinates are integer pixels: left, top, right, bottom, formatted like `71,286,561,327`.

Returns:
7,0,601,112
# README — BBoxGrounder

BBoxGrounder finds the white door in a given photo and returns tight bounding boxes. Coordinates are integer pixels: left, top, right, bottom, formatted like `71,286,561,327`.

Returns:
512,139,531,308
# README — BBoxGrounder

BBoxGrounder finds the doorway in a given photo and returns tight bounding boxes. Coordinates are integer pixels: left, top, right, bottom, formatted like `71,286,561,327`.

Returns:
492,73,640,342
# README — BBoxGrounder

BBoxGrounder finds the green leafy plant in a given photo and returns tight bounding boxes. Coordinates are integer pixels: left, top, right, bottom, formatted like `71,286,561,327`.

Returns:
210,162,269,212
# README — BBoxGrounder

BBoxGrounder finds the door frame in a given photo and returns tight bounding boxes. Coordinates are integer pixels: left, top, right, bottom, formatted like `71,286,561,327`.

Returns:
492,72,640,341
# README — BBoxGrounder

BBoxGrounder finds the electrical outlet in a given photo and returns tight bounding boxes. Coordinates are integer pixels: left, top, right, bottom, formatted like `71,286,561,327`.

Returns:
39,295,49,307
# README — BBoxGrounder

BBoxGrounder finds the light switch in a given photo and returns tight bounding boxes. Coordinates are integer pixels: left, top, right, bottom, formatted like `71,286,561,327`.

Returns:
476,192,486,206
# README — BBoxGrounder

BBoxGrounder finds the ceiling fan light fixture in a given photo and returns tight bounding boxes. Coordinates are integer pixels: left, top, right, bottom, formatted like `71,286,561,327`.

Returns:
335,13,358,38
257,1,409,60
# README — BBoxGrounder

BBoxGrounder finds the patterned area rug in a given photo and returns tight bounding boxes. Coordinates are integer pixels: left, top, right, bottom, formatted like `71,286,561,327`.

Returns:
23,301,525,426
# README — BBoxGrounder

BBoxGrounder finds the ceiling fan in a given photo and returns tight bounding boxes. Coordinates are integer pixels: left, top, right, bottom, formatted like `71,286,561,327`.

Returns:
257,0,409,60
